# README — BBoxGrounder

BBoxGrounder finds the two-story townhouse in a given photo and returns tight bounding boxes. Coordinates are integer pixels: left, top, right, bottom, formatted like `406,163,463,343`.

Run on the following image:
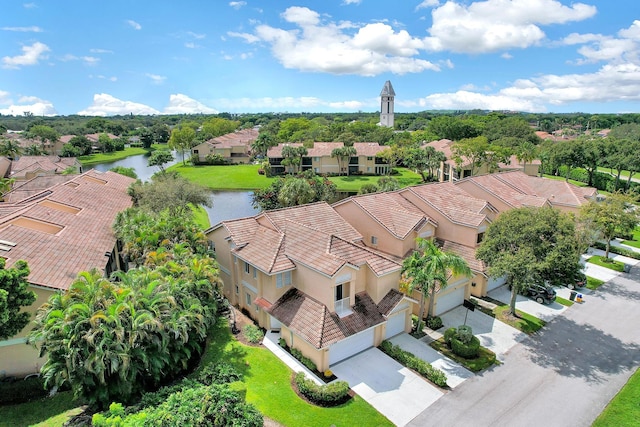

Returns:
191,128,259,164
267,142,390,176
0,170,135,376
206,202,413,371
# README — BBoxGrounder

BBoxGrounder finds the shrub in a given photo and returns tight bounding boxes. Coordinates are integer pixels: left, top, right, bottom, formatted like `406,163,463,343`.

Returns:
290,348,317,371
444,327,457,345
457,325,473,344
205,153,228,165
242,324,264,344
278,337,287,347
0,376,47,405
426,316,443,330
294,372,350,405
451,335,481,359
593,242,640,260
198,362,242,385
378,340,447,387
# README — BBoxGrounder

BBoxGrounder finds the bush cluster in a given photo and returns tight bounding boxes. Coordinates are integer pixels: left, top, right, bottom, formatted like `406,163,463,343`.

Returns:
551,166,640,193
444,326,480,358
426,316,443,330
197,362,242,385
593,241,640,260
0,376,47,405
294,372,350,406
290,348,317,371
242,324,264,344
379,341,448,387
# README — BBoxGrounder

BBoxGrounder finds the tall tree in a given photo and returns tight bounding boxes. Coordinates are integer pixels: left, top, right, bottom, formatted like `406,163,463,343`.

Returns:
452,136,490,177
0,259,35,340
27,125,59,153
580,193,639,259
331,146,356,176
0,138,22,159
148,150,174,174
168,126,197,165
401,238,471,331
477,207,582,315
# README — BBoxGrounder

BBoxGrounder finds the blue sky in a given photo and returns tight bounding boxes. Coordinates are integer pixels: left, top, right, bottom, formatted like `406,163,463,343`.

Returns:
1,0,639,116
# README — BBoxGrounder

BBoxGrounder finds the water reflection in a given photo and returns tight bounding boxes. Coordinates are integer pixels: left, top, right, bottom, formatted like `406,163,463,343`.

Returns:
91,151,184,182
204,191,260,227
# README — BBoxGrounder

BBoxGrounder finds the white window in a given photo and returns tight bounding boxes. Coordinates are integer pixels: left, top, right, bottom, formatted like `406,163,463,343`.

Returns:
253,267,257,279
371,236,378,245
276,271,292,288
313,157,320,162
246,292,252,306
244,262,250,274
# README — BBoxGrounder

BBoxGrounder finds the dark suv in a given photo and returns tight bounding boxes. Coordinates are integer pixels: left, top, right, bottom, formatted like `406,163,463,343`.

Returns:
525,284,557,304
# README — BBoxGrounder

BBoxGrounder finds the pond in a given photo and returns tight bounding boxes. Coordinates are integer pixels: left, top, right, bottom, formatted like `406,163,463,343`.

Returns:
89,153,259,226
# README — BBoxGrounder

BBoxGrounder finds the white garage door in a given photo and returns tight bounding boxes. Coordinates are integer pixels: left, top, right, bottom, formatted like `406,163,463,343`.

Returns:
329,328,375,365
385,311,407,339
435,286,465,315
487,276,506,292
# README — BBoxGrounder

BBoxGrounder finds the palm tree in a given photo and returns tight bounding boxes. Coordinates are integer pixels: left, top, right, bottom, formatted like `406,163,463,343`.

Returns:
401,238,472,331
516,141,537,173
0,139,22,159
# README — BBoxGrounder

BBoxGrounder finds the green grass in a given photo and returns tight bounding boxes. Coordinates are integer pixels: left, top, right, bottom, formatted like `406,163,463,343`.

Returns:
493,305,546,334
588,256,626,272
169,163,423,192
555,296,574,307
78,144,166,166
621,227,640,249
542,174,589,187
328,168,423,192
597,166,635,180
592,367,640,427
586,276,605,290
0,391,83,427
190,204,210,230
429,338,497,373
199,320,392,427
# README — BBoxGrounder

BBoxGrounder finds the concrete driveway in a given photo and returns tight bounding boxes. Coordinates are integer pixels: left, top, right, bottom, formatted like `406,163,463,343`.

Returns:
331,347,443,427
389,333,473,388
440,306,526,361
489,285,568,321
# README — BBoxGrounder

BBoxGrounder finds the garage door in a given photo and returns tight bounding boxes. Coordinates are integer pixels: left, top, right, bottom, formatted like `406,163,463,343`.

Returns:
329,328,375,365
435,285,465,315
385,311,407,339
487,276,506,292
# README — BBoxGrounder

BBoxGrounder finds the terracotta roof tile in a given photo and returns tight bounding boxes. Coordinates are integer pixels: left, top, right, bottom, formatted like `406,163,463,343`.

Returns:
440,240,485,273
202,128,259,149
459,174,549,209
377,289,405,316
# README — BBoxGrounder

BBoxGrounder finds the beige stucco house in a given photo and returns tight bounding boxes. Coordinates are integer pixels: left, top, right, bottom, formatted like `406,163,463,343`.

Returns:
267,142,390,175
206,202,413,371
191,128,259,164
0,170,134,376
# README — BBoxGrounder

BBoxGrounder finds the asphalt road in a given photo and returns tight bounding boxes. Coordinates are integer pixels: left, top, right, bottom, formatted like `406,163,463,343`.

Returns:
409,267,640,427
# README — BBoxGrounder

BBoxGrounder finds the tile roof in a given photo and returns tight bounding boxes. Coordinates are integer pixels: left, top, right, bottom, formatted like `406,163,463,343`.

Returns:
0,169,135,291
402,182,492,227
268,142,387,158
220,202,400,276
4,175,75,203
439,240,486,273
266,288,386,348
334,191,432,239
352,142,388,157
377,289,405,316
10,156,80,179
202,128,259,149
459,173,549,209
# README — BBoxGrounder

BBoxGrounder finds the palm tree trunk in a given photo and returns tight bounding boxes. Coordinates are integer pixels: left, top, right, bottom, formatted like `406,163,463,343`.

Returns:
416,293,426,332
427,286,436,319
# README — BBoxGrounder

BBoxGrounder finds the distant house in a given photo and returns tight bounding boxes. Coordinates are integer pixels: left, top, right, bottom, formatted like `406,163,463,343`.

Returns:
267,142,390,175
6,155,82,181
0,170,135,376
191,128,259,164
423,139,540,182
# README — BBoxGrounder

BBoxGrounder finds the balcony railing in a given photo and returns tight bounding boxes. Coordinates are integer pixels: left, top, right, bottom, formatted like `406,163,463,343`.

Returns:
335,297,352,317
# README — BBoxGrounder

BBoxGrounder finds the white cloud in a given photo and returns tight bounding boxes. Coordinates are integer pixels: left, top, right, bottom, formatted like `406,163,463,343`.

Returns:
501,52,513,59
146,73,166,84
228,31,261,43
187,31,206,39
78,93,160,116
185,42,197,49
90,75,118,82
1,26,42,32
413,90,544,112
163,94,218,114
415,0,439,10
328,100,365,109
0,92,57,116
61,54,100,65
424,0,597,53
126,20,141,30
229,1,246,10
342,0,362,5
249,6,438,76
23,3,36,8
2,41,50,69
562,21,640,65
90,48,113,54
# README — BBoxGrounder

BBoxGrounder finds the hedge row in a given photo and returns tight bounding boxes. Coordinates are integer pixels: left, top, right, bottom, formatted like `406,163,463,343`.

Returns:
593,241,640,260
379,340,448,387
294,372,350,406
548,166,640,193
0,376,47,405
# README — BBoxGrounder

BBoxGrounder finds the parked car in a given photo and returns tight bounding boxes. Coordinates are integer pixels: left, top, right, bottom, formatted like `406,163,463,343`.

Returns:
509,283,557,304
567,272,586,290
525,284,557,304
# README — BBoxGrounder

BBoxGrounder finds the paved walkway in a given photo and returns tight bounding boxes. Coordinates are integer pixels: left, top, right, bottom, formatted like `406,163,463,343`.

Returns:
389,333,474,388
488,286,568,321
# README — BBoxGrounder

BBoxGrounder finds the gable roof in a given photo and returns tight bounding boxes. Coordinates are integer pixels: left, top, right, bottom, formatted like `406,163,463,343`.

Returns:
200,128,259,149
440,240,486,273
267,288,388,348
0,169,135,291
458,173,549,209
10,156,80,179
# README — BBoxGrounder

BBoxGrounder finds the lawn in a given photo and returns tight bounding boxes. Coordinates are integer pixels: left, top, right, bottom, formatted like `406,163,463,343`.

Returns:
191,204,210,229
588,255,626,272
0,391,83,427
78,144,165,166
597,166,635,180
586,276,605,290
542,174,589,187
493,305,546,334
200,320,392,427
621,227,640,249
555,296,574,307
169,163,423,192
429,338,497,373
592,367,640,427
